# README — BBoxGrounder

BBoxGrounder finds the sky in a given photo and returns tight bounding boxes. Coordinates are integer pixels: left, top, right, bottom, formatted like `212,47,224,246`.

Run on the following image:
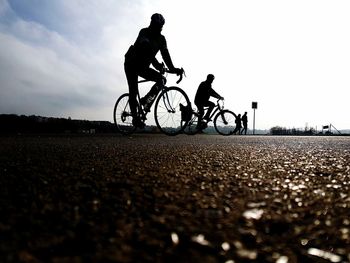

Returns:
0,0,349,131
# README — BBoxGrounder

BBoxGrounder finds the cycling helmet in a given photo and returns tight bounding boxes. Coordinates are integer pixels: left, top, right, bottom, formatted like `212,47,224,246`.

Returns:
151,13,165,26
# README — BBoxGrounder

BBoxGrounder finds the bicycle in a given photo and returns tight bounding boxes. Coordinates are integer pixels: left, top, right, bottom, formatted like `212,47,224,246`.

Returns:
183,99,237,136
113,67,191,136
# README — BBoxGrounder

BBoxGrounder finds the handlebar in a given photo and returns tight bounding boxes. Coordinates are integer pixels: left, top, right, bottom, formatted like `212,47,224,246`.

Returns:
163,67,186,84
217,98,225,109
138,66,185,85
176,68,185,84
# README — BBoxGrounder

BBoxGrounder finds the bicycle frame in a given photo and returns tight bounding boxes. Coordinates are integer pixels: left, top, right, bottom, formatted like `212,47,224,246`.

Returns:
195,99,225,124
136,79,152,122
183,98,237,135
117,78,163,125
135,77,167,121
135,68,185,119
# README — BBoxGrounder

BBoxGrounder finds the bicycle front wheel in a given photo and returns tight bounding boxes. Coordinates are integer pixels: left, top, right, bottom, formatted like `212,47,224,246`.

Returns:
113,93,136,135
154,86,191,136
214,110,237,135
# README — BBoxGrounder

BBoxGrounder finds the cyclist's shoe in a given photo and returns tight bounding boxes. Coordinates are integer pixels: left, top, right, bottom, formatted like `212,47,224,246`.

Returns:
196,121,207,131
140,96,147,107
140,97,151,113
132,118,145,129
140,97,146,105
144,104,151,113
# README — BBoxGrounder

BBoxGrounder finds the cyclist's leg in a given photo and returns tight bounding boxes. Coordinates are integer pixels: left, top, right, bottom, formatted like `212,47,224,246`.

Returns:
196,104,204,128
203,101,215,121
139,68,164,99
124,63,143,127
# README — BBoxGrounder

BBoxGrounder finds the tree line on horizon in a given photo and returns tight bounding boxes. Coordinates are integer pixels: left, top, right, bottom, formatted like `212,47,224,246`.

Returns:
0,114,116,134
268,126,344,135
269,126,316,135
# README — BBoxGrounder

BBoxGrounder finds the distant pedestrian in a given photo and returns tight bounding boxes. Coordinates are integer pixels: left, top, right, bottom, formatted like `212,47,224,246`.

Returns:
232,114,242,135
241,112,248,135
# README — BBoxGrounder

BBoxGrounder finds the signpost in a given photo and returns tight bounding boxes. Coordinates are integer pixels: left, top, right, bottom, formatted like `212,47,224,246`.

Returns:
322,124,341,135
252,102,258,135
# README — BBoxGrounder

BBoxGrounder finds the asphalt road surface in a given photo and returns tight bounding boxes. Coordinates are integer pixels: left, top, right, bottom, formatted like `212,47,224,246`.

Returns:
0,134,349,263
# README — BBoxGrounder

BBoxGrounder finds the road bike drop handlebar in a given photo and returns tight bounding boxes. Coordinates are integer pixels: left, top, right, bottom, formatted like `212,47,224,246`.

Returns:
137,67,185,86
163,67,186,84
176,68,185,84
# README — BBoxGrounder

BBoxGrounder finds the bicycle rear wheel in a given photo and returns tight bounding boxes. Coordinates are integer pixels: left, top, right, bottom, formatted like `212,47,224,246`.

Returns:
154,86,191,136
183,112,200,135
113,93,136,135
214,110,237,135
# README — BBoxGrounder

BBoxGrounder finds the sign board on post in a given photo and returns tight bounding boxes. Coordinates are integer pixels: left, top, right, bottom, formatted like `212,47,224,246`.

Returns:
252,102,258,134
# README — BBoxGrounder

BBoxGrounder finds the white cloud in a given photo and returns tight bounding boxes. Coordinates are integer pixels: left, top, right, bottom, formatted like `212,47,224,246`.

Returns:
1,32,105,115
0,0,143,120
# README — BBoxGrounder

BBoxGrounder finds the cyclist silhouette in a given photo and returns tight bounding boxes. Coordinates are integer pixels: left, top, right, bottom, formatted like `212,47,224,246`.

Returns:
124,13,183,128
194,74,224,128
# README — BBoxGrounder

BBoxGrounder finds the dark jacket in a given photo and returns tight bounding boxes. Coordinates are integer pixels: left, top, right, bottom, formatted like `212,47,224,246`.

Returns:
125,27,174,71
195,81,221,106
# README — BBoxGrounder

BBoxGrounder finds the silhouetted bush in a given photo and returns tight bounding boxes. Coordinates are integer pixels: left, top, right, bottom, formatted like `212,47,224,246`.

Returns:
270,126,316,135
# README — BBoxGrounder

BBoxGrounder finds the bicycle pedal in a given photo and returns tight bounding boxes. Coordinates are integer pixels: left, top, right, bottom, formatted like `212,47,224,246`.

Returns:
132,119,145,129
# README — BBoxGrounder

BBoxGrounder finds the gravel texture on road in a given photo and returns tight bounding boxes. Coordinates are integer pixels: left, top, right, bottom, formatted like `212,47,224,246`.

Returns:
0,134,349,263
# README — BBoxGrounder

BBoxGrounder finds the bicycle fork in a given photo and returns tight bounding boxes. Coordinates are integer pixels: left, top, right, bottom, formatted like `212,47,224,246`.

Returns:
219,110,228,125
162,90,176,113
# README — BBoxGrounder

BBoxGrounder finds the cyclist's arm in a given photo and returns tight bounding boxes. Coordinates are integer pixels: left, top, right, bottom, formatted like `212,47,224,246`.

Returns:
209,88,222,100
159,37,182,75
160,47,175,71
151,57,163,71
